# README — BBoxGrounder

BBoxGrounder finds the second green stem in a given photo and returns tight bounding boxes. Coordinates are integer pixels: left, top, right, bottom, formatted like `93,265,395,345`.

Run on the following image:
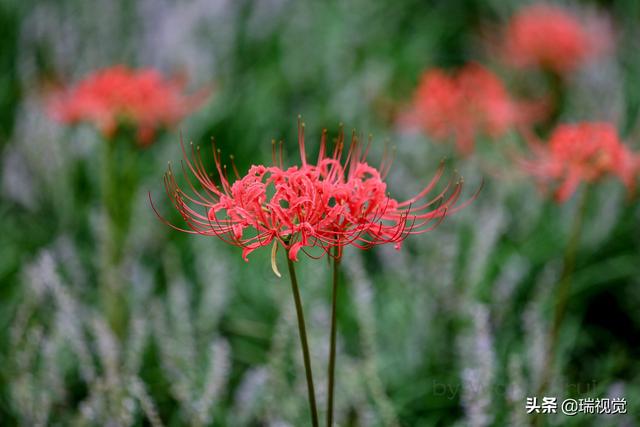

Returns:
327,252,341,426
537,187,589,398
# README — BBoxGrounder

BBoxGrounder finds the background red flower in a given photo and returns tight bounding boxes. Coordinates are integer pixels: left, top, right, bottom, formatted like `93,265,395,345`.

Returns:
48,66,209,145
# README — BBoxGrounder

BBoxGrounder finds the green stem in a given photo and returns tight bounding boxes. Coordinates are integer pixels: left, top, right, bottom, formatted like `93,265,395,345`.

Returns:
537,187,589,398
99,136,138,337
100,140,121,335
327,251,341,427
545,70,566,132
286,257,319,427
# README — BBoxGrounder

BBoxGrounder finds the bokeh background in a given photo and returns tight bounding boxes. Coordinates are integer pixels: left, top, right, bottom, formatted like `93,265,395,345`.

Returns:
1,0,640,426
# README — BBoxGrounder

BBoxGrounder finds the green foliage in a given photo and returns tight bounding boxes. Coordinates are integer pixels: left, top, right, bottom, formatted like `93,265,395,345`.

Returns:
1,0,640,426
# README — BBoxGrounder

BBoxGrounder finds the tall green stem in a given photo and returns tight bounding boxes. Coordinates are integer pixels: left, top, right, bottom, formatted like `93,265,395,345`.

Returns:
100,140,122,336
99,136,138,337
326,251,341,427
286,257,319,427
537,188,589,398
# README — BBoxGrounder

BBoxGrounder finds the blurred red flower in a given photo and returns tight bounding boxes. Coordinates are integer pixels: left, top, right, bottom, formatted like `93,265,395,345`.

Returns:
522,122,638,202
48,66,209,145
503,4,610,74
154,121,473,264
402,64,534,155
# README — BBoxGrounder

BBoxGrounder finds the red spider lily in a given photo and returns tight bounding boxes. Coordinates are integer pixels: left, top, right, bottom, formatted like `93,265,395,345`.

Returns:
503,4,611,75
521,122,638,202
48,65,209,145
401,63,538,155
152,120,474,269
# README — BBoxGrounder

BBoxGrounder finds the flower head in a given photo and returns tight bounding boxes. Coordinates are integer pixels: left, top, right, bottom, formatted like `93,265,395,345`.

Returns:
403,64,530,155
48,65,209,145
153,120,474,268
521,122,638,202
503,4,610,74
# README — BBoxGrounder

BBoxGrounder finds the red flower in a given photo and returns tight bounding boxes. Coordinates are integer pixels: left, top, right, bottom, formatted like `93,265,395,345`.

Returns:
153,121,473,266
522,122,638,202
403,64,529,155
503,4,610,74
48,66,209,145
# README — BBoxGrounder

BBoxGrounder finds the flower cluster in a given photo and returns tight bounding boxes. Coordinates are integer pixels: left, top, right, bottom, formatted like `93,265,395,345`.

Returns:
48,66,208,145
403,64,533,155
156,121,472,265
521,122,638,202
503,4,610,75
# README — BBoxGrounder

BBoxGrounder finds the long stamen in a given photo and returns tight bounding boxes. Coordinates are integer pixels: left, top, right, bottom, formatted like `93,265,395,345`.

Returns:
298,116,307,166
